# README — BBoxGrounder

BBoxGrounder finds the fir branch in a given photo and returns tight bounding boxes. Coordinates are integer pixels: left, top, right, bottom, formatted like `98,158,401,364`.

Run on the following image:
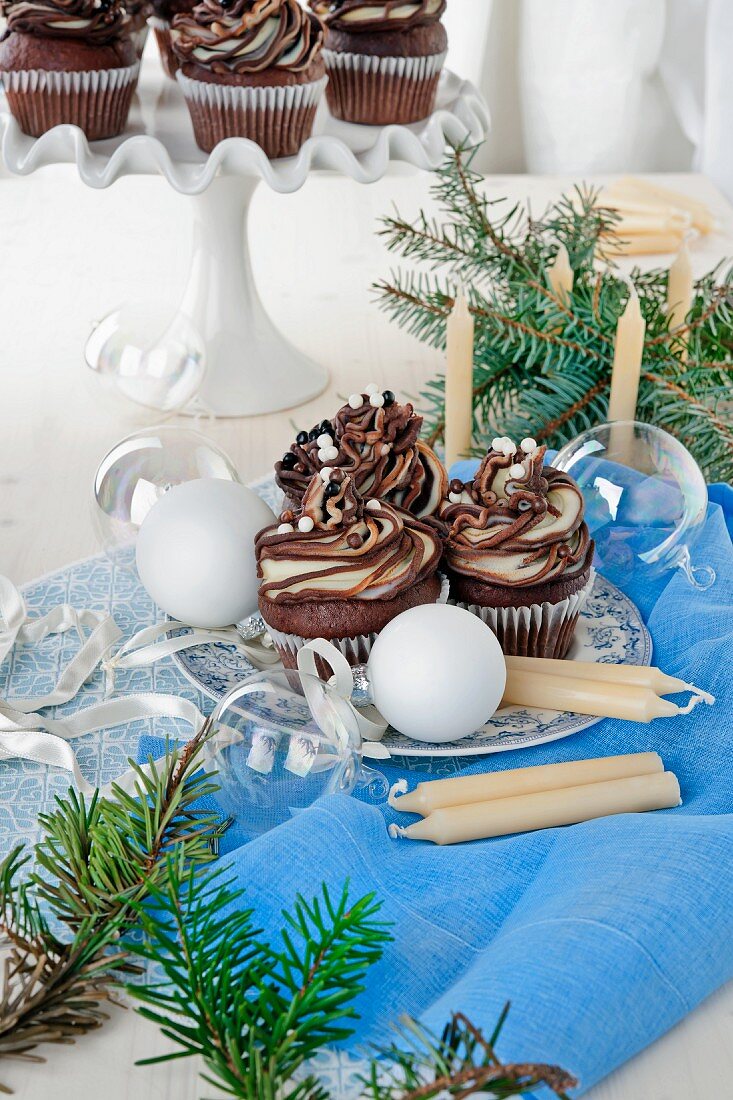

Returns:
0,848,132,1087
376,144,733,482
127,858,391,1099
0,720,223,1084
363,1010,577,1100
31,717,221,930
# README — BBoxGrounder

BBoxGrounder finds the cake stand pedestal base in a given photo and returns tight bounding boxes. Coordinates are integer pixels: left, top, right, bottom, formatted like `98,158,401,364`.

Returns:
181,176,329,417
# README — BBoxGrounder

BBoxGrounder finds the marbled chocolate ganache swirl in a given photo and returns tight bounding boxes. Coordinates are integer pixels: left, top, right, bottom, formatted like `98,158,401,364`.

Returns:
442,439,594,588
311,0,445,33
257,469,441,602
275,390,447,519
4,0,128,42
172,0,322,73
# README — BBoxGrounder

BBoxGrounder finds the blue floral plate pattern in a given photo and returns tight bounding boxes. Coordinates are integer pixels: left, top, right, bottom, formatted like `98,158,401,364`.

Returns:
173,573,652,758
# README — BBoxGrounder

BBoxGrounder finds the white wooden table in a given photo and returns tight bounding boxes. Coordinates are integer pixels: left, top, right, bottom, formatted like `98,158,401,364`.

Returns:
0,162,731,1098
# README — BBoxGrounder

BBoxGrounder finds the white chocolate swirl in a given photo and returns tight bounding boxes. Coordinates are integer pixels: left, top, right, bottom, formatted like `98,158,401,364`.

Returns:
257,471,441,601
442,443,593,588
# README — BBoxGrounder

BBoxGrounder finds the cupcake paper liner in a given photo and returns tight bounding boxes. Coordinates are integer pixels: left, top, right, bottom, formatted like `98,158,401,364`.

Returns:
149,16,179,79
1,64,139,140
265,574,450,674
321,48,446,125
177,71,327,157
453,569,597,660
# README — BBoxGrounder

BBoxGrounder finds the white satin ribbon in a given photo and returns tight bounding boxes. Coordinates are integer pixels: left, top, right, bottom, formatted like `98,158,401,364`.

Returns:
0,574,122,712
0,693,207,797
101,619,280,695
0,573,209,795
297,639,390,754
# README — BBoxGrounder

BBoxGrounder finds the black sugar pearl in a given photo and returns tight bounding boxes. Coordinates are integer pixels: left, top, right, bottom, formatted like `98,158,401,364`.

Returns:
450,479,464,495
281,453,297,470
308,428,320,441
324,481,341,498
382,390,396,407
296,431,309,446
320,419,332,432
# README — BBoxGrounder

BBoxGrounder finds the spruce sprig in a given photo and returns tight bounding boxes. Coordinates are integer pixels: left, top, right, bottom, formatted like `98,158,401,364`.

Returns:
375,144,733,482
0,848,132,1089
364,1010,577,1099
0,720,222,1081
127,857,390,1099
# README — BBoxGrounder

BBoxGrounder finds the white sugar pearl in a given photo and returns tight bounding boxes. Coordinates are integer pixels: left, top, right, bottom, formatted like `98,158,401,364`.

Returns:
369,394,385,408
320,468,333,483
348,394,363,409
491,437,504,451
521,437,538,453
324,447,339,462
365,499,381,513
277,523,294,534
298,516,315,533
380,444,391,457
448,492,462,504
317,433,333,448
501,440,517,457
509,463,525,478
365,382,379,396
317,449,329,463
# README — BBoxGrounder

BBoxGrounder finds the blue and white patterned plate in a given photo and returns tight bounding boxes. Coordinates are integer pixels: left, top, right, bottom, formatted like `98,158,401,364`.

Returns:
173,573,652,759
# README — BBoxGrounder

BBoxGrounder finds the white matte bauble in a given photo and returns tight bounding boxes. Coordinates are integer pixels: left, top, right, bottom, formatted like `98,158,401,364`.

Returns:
367,604,507,744
136,479,275,628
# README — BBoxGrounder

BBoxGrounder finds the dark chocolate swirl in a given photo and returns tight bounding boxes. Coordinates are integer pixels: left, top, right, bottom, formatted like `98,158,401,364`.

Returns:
4,0,128,42
310,0,445,33
441,439,594,588
257,469,441,602
275,390,447,519
172,0,322,73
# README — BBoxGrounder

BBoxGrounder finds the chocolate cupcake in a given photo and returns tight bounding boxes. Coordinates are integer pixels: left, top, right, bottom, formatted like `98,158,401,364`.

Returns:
442,437,595,659
149,0,193,78
256,469,446,668
0,0,139,139
171,0,326,157
310,0,447,125
275,385,448,520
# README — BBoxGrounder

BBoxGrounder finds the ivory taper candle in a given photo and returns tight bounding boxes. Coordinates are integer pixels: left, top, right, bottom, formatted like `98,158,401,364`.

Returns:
504,656,713,700
389,752,663,816
608,285,646,423
667,241,694,364
444,287,475,470
502,671,692,722
389,772,681,845
612,178,714,235
547,243,574,303
609,232,685,257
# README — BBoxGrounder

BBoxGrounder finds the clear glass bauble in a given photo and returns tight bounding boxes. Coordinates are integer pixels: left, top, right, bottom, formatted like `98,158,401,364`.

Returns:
92,425,240,564
554,421,715,590
85,303,206,413
206,668,388,839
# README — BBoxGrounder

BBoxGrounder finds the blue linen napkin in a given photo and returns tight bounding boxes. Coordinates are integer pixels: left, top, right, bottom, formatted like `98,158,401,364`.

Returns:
139,480,733,1095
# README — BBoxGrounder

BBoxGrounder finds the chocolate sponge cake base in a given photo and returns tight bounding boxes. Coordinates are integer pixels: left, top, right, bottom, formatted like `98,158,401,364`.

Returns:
448,566,592,610
0,34,138,139
177,58,326,157
260,573,441,641
325,23,447,59
321,23,447,125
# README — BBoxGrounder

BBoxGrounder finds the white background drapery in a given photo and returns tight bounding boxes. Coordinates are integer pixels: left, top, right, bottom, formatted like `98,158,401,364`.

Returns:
444,0,733,199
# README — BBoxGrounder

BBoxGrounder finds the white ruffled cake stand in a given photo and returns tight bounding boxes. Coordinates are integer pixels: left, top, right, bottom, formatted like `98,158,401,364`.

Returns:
0,50,488,417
